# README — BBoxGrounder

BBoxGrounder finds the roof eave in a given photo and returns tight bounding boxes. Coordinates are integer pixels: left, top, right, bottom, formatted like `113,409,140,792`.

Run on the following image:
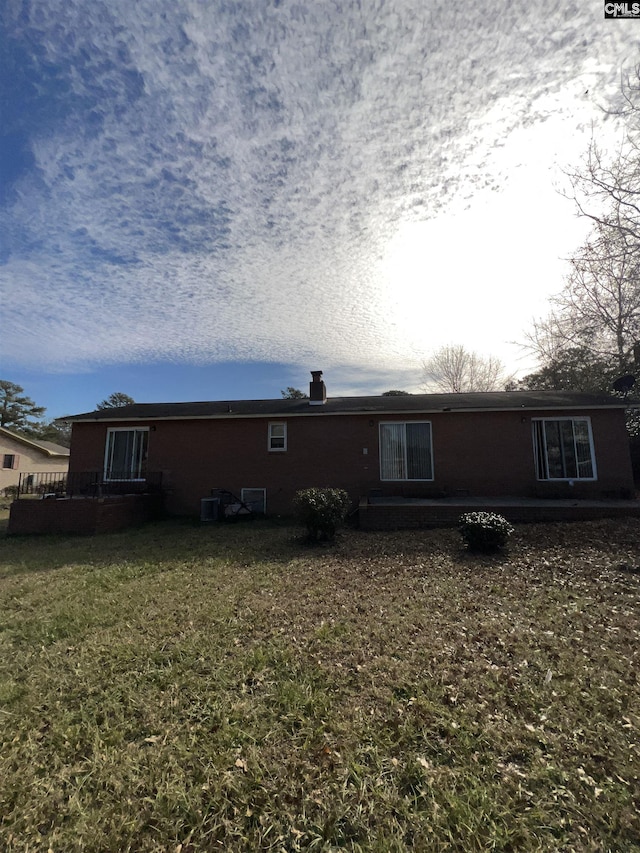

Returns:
0,427,70,456
65,402,629,424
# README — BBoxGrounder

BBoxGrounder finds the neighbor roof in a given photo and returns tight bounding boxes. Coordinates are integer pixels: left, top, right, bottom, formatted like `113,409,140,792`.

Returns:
62,390,629,423
0,426,70,456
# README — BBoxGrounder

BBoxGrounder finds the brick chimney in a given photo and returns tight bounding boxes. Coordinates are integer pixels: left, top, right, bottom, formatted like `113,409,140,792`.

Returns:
309,370,327,405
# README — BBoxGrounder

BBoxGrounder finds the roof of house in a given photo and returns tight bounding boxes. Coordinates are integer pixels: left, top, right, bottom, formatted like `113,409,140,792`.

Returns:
0,426,70,456
62,390,629,423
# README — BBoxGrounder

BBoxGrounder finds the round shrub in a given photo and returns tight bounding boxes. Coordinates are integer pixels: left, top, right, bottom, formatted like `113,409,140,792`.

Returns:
458,511,514,552
293,487,351,540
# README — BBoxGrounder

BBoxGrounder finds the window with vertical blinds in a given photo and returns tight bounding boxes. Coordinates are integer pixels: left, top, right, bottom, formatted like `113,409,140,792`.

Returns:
104,428,149,480
532,418,596,480
380,422,433,481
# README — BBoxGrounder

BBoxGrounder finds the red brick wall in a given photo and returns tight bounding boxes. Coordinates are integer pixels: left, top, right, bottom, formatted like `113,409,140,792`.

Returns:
359,500,640,530
8,495,162,536
68,408,635,517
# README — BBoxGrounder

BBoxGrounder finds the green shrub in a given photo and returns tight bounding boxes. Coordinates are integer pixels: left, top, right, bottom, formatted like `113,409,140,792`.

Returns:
458,511,514,552
293,487,351,540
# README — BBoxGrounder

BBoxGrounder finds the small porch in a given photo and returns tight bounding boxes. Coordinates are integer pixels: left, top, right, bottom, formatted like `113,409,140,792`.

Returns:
7,471,164,535
359,494,640,530
12,470,163,499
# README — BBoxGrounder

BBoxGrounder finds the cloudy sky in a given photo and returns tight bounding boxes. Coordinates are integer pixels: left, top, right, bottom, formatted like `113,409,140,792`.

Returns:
1,0,638,418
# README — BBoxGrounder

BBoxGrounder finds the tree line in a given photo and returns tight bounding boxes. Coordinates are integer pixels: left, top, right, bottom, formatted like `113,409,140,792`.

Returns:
408,67,640,398
0,384,135,448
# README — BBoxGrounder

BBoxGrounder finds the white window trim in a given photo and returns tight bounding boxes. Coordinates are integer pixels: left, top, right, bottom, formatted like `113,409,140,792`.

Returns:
532,417,597,482
268,421,287,452
379,421,434,482
241,488,267,514
104,427,150,481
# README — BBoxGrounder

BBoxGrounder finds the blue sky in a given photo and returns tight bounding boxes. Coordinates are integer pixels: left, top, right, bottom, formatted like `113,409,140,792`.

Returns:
1,1,638,420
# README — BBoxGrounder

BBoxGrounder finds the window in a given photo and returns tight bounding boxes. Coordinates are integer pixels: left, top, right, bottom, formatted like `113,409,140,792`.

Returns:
380,422,433,480
2,454,17,469
241,488,267,514
268,422,287,451
532,418,596,480
104,428,149,480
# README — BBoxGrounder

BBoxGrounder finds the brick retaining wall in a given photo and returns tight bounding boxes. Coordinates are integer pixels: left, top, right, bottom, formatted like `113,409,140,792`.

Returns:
358,497,640,531
8,495,164,536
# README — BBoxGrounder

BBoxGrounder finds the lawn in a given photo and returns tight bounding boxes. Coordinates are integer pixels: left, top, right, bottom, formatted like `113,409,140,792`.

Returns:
0,515,639,852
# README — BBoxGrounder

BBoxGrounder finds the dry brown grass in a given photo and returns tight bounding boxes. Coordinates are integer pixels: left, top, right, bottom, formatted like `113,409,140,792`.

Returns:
0,517,639,851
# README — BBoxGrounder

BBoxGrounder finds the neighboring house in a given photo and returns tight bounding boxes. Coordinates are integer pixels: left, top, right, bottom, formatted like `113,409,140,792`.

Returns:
0,427,70,493
61,371,636,517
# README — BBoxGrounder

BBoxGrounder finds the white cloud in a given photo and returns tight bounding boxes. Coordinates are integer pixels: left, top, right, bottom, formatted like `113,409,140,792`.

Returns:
0,0,638,376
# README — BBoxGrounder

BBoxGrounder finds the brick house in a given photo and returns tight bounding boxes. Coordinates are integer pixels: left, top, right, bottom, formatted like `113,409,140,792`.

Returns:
61,371,635,519
0,426,69,494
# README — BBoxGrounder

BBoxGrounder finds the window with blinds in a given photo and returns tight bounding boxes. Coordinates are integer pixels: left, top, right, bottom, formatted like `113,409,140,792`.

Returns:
379,422,433,481
532,418,596,480
104,428,149,480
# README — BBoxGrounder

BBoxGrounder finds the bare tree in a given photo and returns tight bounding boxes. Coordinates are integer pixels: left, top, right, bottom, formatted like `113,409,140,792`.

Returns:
524,66,640,374
526,219,640,372
421,345,510,393
566,65,640,243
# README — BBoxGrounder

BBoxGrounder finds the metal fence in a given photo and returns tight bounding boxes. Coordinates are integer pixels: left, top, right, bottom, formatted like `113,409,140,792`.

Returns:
13,471,163,499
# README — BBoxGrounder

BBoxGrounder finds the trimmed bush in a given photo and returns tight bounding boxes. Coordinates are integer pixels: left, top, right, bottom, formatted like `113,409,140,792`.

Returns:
293,487,351,540
458,511,514,552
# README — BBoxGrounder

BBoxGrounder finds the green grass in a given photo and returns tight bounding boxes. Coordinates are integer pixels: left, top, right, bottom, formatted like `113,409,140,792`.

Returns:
0,516,639,851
